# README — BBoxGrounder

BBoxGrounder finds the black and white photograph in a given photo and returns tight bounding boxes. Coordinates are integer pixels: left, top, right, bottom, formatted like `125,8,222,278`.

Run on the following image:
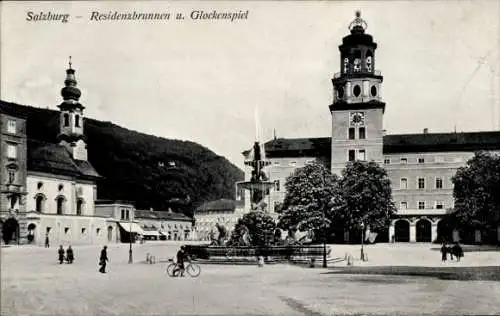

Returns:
1,1,500,315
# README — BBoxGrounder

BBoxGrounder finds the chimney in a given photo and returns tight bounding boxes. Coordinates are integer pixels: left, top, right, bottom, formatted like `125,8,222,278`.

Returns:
423,128,429,134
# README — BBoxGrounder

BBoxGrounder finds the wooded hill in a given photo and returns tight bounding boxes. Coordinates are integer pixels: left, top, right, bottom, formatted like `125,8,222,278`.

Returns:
0,101,244,217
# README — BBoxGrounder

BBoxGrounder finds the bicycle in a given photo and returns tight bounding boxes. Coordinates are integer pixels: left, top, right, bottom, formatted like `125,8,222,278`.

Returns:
166,260,201,277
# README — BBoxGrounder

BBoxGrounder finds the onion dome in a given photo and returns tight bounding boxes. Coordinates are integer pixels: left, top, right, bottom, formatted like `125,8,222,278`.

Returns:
60,56,81,101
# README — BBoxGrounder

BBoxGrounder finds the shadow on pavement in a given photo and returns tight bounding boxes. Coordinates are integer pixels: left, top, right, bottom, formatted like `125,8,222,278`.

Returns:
323,265,500,281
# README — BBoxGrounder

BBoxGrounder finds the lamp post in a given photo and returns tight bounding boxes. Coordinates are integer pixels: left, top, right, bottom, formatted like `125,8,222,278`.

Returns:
322,171,327,268
128,214,133,264
360,221,365,262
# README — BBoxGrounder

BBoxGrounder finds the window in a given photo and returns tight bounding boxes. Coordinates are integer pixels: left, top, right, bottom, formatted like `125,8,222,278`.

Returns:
37,182,43,190
64,113,70,126
7,120,16,133
64,227,69,234
435,178,443,189
384,158,390,164
36,195,44,213
75,115,80,127
289,161,297,166
96,228,101,235
418,178,425,189
358,149,366,161
348,128,355,139
76,199,83,216
274,180,280,191
400,178,408,190
348,150,356,162
343,57,349,73
81,228,86,235
359,127,366,139
400,202,408,209
6,144,17,159
435,201,444,209
418,158,425,164
273,161,280,166
126,210,130,220
58,184,64,192
8,170,15,184
56,197,65,215
418,201,425,210
121,209,125,220
353,85,361,97
400,158,407,164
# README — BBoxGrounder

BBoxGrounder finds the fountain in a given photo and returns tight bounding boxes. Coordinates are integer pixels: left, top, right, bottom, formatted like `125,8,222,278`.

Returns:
237,141,275,211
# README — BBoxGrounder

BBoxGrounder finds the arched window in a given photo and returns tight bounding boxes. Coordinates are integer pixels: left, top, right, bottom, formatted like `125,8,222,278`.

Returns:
63,113,70,127
365,50,373,72
75,115,80,127
56,196,65,215
353,50,362,72
76,199,84,216
35,194,45,213
343,57,349,73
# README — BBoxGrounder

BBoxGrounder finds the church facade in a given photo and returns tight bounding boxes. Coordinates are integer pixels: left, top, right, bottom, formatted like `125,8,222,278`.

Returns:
0,62,113,246
242,12,500,244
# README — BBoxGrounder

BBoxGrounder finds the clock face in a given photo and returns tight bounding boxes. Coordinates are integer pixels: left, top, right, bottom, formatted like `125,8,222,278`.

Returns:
350,112,365,125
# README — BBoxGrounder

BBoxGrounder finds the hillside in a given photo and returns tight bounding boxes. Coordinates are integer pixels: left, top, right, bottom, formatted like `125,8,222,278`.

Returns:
0,100,244,217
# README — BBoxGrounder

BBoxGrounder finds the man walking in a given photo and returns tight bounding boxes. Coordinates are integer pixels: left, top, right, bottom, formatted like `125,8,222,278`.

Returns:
45,234,50,248
99,246,108,273
58,245,65,264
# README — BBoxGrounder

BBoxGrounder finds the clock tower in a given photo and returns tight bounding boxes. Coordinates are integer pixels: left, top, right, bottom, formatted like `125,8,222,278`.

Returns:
329,11,385,175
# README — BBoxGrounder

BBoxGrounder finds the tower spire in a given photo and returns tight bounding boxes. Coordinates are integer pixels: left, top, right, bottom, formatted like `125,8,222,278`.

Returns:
69,55,72,70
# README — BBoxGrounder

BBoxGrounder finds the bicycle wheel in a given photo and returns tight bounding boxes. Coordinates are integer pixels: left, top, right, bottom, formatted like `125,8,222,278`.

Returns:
186,263,201,277
166,263,179,277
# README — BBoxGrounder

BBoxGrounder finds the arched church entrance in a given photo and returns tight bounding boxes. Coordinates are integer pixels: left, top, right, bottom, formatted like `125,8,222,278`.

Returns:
394,220,410,242
416,218,432,242
2,217,20,245
27,223,37,243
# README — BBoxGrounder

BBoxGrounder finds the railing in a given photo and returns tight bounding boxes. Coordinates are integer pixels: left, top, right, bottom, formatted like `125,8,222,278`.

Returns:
189,245,331,260
333,69,382,79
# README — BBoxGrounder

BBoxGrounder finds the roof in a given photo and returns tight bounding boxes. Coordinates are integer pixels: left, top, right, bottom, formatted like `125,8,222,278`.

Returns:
134,209,191,221
383,131,500,154
27,139,101,180
262,131,500,157
195,198,243,213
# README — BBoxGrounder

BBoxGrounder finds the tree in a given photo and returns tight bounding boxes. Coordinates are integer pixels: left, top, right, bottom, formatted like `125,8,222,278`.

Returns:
277,162,345,239
452,152,500,231
229,211,276,247
340,160,396,233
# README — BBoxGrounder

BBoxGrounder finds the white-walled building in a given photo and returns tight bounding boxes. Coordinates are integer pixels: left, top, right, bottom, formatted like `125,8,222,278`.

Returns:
194,199,245,241
0,61,110,246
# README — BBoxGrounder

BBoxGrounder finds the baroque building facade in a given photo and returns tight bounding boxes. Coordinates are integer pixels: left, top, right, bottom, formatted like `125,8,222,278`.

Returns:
240,12,500,244
0,61,111,245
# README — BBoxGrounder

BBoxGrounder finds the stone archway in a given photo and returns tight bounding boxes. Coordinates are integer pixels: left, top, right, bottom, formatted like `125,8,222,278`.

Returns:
394,219,410,242
2,217,19,245
416,218,432,242
437,218,454,243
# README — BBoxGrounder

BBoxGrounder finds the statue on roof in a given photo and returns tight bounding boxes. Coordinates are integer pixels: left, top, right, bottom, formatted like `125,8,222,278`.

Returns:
348,10,368,31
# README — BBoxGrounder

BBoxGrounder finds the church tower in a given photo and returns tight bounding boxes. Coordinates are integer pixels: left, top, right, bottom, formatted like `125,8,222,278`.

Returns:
329,12,385,175
57,57,88,161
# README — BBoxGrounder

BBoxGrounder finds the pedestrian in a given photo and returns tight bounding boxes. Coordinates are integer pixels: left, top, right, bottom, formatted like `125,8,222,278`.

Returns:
99,246,108,273
452,242,464,262
440,243,447,262
58,245,65,264
45,234,50,248
66,245,74,264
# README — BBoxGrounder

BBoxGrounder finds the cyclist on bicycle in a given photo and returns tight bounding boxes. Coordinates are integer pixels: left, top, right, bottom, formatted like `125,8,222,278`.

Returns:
176,246,188,277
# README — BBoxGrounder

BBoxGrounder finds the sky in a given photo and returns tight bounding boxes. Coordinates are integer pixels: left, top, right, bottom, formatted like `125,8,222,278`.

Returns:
1,1,499,170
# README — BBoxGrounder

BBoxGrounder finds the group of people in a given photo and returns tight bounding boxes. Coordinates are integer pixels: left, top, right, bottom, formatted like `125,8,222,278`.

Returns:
57,245,74,264
440,242,464,262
